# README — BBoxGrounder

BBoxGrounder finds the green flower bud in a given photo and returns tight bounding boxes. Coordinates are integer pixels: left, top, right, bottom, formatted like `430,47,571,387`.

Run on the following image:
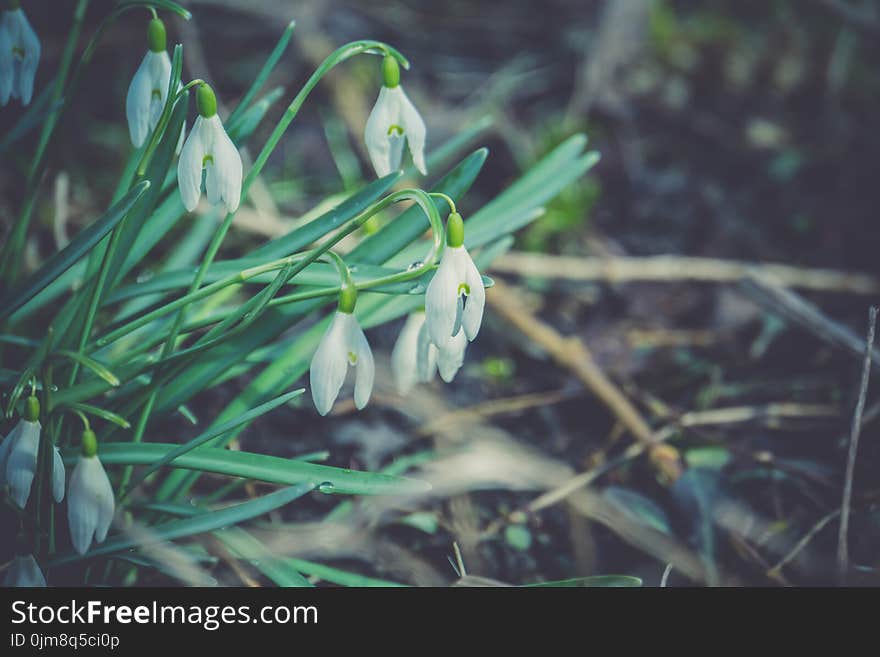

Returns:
196,82,217,118
382,55,400,89
446,211,465,248
24,395,40,422
337,285,358,314
81,428,98,458
147,17,166,53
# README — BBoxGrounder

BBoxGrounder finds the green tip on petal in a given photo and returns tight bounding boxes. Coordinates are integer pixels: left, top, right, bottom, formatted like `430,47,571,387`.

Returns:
382,55,400,89
446,212,465,248
81,428,98,458
5,0,21,10
24,395,40,422
338,285,358,314
147,17,166,53
196,83,218,118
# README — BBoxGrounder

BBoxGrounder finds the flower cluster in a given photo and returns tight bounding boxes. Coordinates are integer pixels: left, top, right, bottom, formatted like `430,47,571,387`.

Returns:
0,6,489,583
309,209,485,414
1,396,114,585
306,54,484,414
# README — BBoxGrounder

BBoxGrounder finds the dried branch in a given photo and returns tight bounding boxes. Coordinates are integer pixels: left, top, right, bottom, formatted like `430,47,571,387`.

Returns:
490,252,880,295
836,306,877,583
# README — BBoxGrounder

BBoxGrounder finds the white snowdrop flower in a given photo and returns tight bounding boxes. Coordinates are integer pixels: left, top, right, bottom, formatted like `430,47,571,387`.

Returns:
3,553,46,587
67,429,115,555
126,17,183,150
0,2,40,106
310,287,374,416
177,82,242,214
3,396,65,508
364,55,427,177
436,328,468,383
424,212,485,349
391,311,438,395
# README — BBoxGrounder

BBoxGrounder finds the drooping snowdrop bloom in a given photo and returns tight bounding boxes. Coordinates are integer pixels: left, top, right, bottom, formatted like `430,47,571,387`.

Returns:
3,553,45,587
67,429,115,555
126,17,183,149
364,55,427,177
309,286,375,415
2,396,65,508
0,1,40,106
177,82,242,214
425,212,485,350
391,311,438,395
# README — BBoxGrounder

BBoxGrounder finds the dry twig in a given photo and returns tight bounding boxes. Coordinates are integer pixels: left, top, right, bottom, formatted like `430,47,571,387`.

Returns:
490,252,880,295
836,306,877,583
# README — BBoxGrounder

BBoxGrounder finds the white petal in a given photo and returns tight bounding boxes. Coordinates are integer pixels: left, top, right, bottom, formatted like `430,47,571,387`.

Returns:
348,315,374,410
6,420,40,508
204,159,221,206
309,312,352,416
6,9,39,105
3,554,46,587
0,26,13,105
51,446,65,503
126,52,155,147
92,459,116,544
67,455,114,554
0,431,14,485
364,86,398,177
391,313,424,395
177,116,207,211
437,330,468,383
459,246,486,341
148,51,172,126
397,85,427,175
211,116,243,213
425,247,464,349
416,317,438,382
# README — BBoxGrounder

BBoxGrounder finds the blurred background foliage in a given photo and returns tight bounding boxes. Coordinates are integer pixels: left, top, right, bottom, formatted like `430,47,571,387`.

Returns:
2,0,880,586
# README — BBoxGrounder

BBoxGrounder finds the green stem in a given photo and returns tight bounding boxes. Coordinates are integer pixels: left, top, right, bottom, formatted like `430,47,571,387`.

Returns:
429,192,457,214
92,256,303,348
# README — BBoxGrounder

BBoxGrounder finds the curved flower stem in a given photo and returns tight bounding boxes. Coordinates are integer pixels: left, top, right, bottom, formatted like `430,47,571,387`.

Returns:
321,251,355,292
429,192,457,215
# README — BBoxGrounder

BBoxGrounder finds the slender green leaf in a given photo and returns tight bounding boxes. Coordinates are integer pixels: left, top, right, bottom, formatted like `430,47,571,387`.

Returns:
62,442,432,496
52,350,120,387
0,182,150,321
66,402,131,429
130,388,305,486
227,20,296,128
51,483,315,566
